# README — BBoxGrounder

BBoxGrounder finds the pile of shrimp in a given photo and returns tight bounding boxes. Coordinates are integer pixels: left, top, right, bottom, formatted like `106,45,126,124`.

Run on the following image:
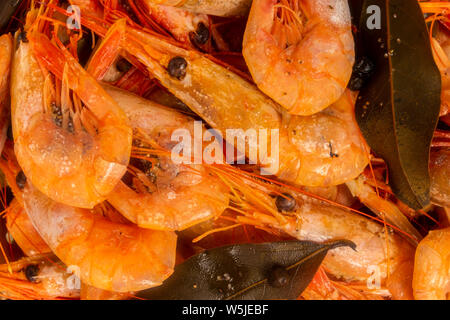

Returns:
0,0,447,300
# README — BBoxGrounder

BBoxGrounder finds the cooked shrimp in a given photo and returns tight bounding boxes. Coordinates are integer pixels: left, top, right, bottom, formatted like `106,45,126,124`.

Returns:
103,84,230,231
0,143,51,257
301,267,388,300
136,1,212,47
243,0,355,115
80,283,129,300
69,0,104,18
431,26,450,122
346,175,422,242
284,91,368,186
6,199,52,257
11,14,132,208
23,183,177,292
140,0,252,17
430,148,450,207
273,199,414,288
81,18,367,187
210,172,416,298
413,227,450,300
0,34,12,155
0,146,177,292
0,254,80,300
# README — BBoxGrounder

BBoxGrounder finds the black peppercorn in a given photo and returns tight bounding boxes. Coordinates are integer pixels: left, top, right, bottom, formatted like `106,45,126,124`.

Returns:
16,171,27,190
168,56,188,80
116,58,132,73
348,56,375,91
268,266,289,288
191,22,210,46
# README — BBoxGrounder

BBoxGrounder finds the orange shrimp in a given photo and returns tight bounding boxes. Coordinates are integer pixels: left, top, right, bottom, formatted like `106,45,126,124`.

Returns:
301,267,389,300
0,254,80,300
430,148,450,207
134,0,212,47
0,142,50,257
283,91,368,186
0,144,177,293
430,22,450,124
103,84,230,231
5,199,52,257
79,17,367,188
243,0,355,115
80,283,129,300
22,184,177,292
139,0,252,17
346,176,422,242
69,0,104,19
0,34,12,155
413,227,450,300
81,22,231,231
209,170,416,297
11,11,132,208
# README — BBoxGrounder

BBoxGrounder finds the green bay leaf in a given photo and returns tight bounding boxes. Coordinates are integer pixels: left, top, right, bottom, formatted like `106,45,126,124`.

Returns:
355,0,441,209
137,240,355,300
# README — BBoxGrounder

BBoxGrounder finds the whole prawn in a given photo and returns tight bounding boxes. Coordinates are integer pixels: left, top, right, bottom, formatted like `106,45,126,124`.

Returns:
103,83,231,231
78,16,367,188
184,172,416,299
243,0,355,115
10,10,132,208
0,153,177,293
83,23,231,231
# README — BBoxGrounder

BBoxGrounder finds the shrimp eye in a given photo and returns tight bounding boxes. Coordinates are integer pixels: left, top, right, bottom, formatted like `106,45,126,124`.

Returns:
268,266,289,288
275,193,296,212
16,171,27,190
168,57,188,80
25,264,40,283
192,22,210,46
116,58,132,73
17,31,28,44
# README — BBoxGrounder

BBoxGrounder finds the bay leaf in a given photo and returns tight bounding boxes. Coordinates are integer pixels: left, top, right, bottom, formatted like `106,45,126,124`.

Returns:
0,0,24,33
355,0,441,209
137,240,355,300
